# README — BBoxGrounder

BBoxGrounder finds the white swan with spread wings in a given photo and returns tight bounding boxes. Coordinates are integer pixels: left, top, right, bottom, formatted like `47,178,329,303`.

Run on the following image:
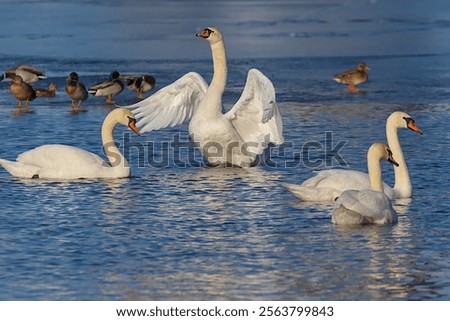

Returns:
123,27,283,167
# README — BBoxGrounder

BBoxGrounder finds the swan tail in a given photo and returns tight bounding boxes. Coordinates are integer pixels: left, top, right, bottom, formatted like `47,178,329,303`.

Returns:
0,158,40,178
283,183,339,202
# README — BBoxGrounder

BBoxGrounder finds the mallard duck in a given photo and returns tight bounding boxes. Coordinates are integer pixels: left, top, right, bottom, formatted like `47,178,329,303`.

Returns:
333,62,370,93
10,75,37,109
88,71,124,104
65,72,88,111
1,65,46,84
35,83,57,97
124,75,156,99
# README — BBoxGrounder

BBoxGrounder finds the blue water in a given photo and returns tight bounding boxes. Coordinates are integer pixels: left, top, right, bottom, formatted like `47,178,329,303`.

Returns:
0,0,450,301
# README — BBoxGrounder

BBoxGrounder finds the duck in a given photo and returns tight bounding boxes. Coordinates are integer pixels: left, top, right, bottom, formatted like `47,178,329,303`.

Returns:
124,75,156,99
0,65,46,84
35,83,57,97
332,143,399,225
88,71,124,104
65,72,89,111
10,75,37,109
333,62,370,93
0,109,140,179
122,27,283,167
283,111,422,202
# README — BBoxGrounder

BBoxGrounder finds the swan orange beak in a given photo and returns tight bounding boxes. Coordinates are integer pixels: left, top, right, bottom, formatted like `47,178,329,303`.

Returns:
196,28,212,38
128,118,140,136
405,118,423,135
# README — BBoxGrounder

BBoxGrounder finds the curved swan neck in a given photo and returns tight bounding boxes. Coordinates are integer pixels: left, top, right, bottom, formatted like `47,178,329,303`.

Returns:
101,112,129,169
367,148,384,193
386,118,411,196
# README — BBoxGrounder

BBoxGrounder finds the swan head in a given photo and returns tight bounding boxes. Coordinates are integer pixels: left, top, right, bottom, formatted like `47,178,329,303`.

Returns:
387,111,423,135
109,108,140,136
369,143,399,167
196,27,223,44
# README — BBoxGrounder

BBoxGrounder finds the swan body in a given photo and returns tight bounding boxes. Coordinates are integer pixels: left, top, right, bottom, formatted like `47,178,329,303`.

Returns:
89,71,124,104
284,111,422,201
334,62,370,92
123,27,283,167
0,65,46,84
0,109,140,179
66,72,89,110
332,143,398,225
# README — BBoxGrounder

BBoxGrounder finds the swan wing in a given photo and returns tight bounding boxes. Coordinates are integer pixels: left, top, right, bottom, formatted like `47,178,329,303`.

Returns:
121,72,208,133
335,190,395,222
18,144,104,167
286,169,395,201
225,69,284,155
15,144,108,178
303,169,372,189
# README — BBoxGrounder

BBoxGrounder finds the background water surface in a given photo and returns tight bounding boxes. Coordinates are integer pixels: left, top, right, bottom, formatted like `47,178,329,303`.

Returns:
0,0,449,300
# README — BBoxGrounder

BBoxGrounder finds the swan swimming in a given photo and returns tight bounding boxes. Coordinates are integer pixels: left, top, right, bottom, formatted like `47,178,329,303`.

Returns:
123,27,283,167
332,143,399,225
0,108,140,179
284,111,423,201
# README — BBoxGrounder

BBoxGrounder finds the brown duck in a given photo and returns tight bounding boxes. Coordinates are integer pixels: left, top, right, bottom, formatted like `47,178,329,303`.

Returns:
35,83,57,97
10,75,36,109
65,72,88,111
333,63,371,93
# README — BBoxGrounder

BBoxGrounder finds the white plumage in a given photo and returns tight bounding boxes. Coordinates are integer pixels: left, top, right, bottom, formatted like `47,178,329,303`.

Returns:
332,143,399,225
122,27,283,167
284,111,423,201
0,109,140,179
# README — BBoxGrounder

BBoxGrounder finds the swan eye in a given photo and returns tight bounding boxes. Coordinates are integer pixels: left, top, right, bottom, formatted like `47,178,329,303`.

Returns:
403,116,413,125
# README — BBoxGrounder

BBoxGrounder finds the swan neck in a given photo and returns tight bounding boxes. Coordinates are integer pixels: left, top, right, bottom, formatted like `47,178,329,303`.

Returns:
101,113,129,169
210,40,227,92
368,150,384,193
386,120,411,196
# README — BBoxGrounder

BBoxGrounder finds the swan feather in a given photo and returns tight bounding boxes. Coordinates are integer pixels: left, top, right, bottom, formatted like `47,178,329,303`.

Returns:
123,72,208,133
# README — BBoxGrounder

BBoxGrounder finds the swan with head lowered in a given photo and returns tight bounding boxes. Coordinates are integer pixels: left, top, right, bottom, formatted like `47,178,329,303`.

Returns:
332,143,399,225
284,111,423,201
122,27,283,167
0,108,140,179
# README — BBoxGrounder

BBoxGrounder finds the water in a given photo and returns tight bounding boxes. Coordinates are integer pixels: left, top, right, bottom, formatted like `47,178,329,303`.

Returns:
0,0,450,301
